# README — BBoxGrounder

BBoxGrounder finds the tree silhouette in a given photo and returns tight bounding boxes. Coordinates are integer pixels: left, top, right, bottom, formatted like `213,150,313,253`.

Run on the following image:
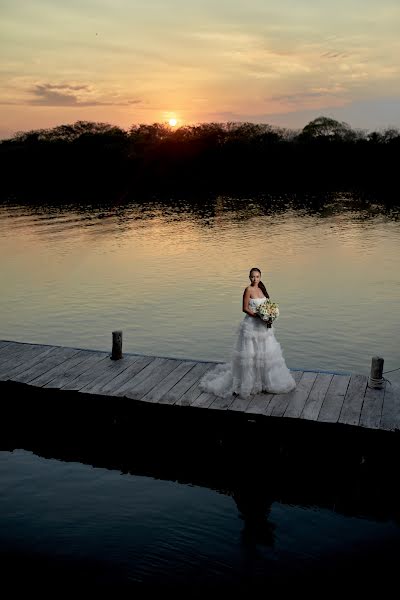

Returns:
299,116,360,142
1,116,399,201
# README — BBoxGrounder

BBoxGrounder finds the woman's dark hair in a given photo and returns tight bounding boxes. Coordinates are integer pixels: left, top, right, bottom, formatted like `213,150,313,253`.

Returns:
249,267,269,298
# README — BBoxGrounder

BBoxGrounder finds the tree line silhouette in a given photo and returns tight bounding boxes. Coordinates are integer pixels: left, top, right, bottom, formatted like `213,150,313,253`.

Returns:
1,116,399,200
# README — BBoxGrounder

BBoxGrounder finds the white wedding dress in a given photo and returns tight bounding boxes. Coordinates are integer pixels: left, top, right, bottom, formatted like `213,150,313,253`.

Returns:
200,297,296,399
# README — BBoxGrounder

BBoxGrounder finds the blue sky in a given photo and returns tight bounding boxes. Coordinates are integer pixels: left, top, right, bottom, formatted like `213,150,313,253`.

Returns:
1,0,400,136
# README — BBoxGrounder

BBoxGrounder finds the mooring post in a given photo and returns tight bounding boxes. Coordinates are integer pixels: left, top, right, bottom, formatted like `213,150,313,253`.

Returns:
368,356,384,388
111,330,123,360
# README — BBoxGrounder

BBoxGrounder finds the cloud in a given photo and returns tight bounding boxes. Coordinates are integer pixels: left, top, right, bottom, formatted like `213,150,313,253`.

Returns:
271,91,328,104
31,84,88,106
321,52,350,59
28,83,141,107
270,86,347,106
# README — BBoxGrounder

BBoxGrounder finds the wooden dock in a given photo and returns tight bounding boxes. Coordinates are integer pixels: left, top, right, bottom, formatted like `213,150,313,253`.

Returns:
1,339,399,433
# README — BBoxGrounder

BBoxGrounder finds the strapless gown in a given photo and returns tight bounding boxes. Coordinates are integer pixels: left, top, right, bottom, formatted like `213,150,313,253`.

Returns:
200,297,296,399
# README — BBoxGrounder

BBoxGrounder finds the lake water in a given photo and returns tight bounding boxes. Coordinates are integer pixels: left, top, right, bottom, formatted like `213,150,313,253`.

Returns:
1,193,400,587
1,194,399,379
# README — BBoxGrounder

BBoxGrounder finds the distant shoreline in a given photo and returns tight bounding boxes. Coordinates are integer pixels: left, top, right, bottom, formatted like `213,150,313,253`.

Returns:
1,118,399,201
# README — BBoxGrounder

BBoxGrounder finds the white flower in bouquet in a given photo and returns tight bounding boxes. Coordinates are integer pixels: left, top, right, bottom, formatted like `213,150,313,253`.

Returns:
256,299,280,322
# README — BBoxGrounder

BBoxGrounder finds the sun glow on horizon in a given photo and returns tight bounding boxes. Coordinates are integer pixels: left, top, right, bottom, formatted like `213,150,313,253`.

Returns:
169,118,177,127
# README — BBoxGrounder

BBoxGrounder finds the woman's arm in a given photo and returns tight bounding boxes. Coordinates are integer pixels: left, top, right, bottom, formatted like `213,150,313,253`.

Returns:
242,287,257,317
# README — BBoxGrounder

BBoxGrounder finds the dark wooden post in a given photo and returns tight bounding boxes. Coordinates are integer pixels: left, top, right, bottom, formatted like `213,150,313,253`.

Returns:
111,330,123,360
368,356,384,388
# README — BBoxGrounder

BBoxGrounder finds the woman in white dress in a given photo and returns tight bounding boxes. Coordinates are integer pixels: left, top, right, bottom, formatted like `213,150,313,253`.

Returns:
200,267,296,399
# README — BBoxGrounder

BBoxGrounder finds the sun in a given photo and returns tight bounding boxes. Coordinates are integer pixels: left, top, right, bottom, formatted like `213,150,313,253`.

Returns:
168,118,177,127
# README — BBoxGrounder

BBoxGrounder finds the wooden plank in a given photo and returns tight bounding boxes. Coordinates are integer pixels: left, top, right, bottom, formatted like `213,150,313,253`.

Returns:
380,382,400,431
209,394,235,410
359,383,385,429
43,351,109,389
2,346,60,380
245,392,275,415
301,373,333,421
0,341,27,358
13,347,82,384
60,355,116,391
190,391,216,408
78,355,140,394
0,342,45,362
111,357,163,397
265,371,304,417
96,355,154,395
338,374,368,426
24,350,95,388
124,358,182,400
0,340,13,350
0,342,25,364
284,372,318,418
174,365,215,407
160,362,212,405
0,344,50,379
0,342,38,367
229,394,255,412
318,374,351,423
46,351,109,389
141,361,196,404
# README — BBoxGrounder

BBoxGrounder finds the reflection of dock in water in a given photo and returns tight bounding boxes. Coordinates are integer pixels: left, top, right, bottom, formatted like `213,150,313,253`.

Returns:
2,379,400,529
1,339,399,433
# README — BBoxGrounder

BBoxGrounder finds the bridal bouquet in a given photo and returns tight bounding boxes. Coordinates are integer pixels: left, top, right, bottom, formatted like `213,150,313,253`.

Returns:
256,299,280,323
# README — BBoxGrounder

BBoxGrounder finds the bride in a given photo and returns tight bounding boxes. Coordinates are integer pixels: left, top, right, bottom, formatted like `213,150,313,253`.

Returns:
200,267,296,399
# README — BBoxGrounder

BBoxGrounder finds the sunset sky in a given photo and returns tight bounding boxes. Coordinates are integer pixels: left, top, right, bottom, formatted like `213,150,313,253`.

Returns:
1,0,400,138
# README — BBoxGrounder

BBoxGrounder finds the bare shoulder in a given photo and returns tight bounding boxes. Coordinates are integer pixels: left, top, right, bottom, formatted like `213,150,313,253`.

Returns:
243,285,252,297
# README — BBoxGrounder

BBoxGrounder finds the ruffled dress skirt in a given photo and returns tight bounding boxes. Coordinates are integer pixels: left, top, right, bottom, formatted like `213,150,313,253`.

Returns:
200,315,296,399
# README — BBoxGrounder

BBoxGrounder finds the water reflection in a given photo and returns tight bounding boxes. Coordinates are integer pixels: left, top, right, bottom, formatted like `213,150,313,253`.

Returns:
2,382,400,588
231,476,276,547
1,194,399,251
2,191,400,229
2,385,400,529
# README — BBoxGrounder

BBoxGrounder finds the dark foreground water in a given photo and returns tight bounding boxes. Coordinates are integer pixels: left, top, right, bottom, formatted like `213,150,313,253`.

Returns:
1,390,400,589
1,448,399,588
